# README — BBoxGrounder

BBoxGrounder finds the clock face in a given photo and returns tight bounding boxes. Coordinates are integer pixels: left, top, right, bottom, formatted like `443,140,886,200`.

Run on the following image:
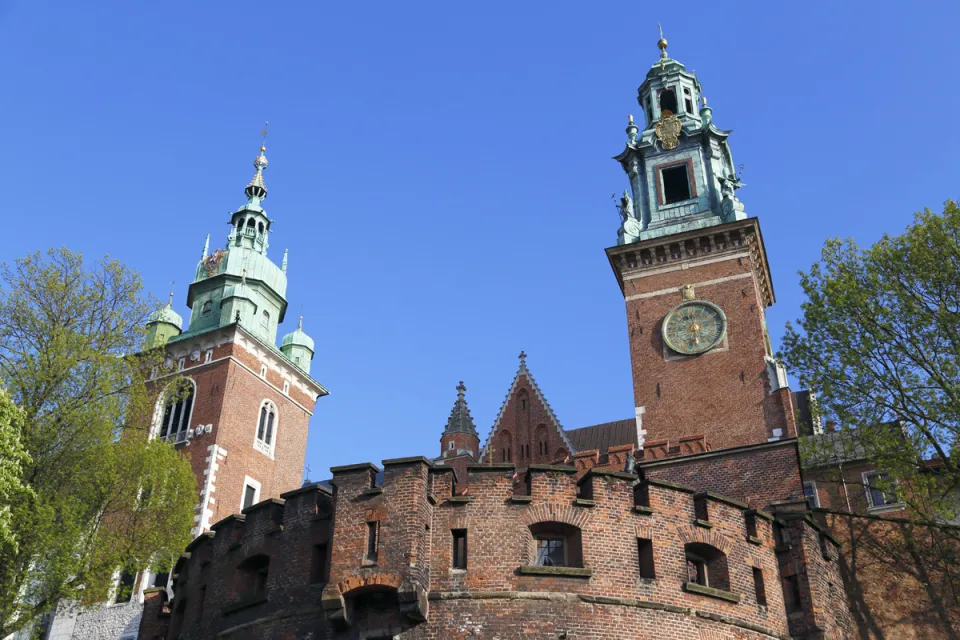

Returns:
662,300,726,355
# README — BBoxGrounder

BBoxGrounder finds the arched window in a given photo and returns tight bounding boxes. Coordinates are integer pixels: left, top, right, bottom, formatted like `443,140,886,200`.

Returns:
201,300,212,315
659,88,678,115
258,222,265,234
155,379,195,442
246,217,255,228
254,401,278,457
530,522,583,568
261,310,270,331
500,431,512,463
536,425,548,458
518,389,528,411
684,542,729,591
683,86,694,114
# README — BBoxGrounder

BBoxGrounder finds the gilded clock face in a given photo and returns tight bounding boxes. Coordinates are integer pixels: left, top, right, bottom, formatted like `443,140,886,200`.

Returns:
662,301,726,355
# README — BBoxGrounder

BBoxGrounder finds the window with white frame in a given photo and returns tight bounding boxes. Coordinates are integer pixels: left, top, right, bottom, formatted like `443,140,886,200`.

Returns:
803,481,820,509
155,379,195,443
282,380,290,395
260,364,267,378
864,471,899,510
177,357,185,371
254,400,278,457
242,476,262,511
204,349,213,363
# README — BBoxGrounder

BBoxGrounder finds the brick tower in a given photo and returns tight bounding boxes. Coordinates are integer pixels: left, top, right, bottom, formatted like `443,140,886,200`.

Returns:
143,133,328,534
605,35,795,453
433,381,480,481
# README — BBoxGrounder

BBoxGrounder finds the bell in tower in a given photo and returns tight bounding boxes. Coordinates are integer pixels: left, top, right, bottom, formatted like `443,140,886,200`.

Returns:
615,29,746,246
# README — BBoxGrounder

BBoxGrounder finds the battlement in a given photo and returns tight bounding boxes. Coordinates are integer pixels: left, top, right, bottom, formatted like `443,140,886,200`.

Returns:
150,457,849,639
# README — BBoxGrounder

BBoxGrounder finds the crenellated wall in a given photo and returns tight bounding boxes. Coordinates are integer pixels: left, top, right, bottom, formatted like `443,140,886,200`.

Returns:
143,457,853,640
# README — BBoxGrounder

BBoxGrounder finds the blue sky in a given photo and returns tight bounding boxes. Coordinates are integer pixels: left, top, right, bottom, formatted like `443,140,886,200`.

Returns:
3,2,958,479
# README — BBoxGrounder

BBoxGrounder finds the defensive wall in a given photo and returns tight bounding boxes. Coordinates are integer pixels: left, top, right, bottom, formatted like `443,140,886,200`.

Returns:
140,456,852,639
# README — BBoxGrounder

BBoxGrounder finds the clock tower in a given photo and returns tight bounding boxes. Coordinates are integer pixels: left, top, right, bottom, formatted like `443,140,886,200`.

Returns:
606,33,796,453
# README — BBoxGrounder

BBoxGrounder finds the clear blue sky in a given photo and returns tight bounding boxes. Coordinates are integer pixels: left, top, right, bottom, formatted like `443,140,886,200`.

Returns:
4,2,958,479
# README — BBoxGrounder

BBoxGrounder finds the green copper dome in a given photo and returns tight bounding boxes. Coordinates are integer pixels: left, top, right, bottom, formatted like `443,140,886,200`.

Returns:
281,317,314,352
148,301,183,330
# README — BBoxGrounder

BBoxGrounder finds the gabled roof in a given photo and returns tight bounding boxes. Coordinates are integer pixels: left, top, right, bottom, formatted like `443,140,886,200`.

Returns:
444,382,478,437
480,352,575,461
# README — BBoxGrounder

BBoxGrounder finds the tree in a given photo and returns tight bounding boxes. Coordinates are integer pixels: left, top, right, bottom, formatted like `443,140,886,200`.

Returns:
0,389,31,553
780,201,960,520
0,248,196,637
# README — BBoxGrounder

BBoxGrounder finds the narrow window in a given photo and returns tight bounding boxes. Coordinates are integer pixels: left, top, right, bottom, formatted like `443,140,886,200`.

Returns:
661,164,692,204
683,87,694,114
152,572,169,590
633,482,650,508
177,357,185,371
693,492,709,522
803,481,820,508
783,573,802,613
452,529,468,569
114,570,135,604
686,554,707,586
282,381,290,395
637,538,655,579
753,567,767,606
243,484,257,510
449,440,455,451
366,521,380,563
311,544,328,584
745,510,759,539
204,349,212,363
259,364,267,378
201,300,212,316
261,310,270,330
158,381,194,442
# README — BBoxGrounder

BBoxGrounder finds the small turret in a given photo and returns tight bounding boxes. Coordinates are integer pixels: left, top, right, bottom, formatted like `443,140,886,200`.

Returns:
145,292,183,348
440,381,479,462
281,316,315,373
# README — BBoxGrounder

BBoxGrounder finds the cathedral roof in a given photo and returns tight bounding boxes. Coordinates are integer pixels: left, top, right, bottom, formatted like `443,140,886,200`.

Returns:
443,381,477,436
147,295,183,329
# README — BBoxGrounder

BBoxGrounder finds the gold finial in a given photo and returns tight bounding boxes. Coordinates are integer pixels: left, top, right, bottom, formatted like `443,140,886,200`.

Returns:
260,121,269,153
701,96,708,106
657,23,668,57
628,114,634,123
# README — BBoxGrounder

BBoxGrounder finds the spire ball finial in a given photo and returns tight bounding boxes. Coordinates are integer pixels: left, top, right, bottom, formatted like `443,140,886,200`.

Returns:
657,23,668,57
457,381,466,396
298,315,303,331
167,281,175,306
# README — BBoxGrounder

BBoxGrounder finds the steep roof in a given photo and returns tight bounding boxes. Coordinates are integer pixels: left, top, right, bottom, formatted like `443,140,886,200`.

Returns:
444,382,478,436
565,419,637,454
480,352,575,461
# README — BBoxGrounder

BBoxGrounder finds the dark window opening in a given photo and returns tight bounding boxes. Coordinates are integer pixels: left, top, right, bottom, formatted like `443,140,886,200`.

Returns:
243,485,257,510
866,472,898,508
115,570,135,603
366,521,380,563
311,544,328,584
257,404,276,447
638,538,656,579
693,493,709,522
258,222,264,234
684,543,729,591
201,300,212,315
531,522,583,568
152,572,169,590
683,87,694,114
783,573,803,613
753,567,767,606
236,555,269,601
745,510,759,538
662,165,692,204
246,218,255,228
633,482,650,508
659,89,678,115
452,529,468,569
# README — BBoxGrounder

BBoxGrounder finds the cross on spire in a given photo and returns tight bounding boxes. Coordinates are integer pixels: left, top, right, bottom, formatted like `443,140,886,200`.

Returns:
457,381,466,398
518,350,527,364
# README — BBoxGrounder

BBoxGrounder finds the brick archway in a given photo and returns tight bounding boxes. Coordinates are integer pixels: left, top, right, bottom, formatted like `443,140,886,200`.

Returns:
677,525,731,555
519,503,592,529
338,572,403,597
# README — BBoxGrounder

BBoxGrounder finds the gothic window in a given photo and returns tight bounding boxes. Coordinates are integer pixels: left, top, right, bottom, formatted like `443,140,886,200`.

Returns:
659,88,678,115
254,401,278,457
536,425,548,458
661,164,692,204
258,222,264,234
684,543,729,590
530,522,583,568
683,86,694,114
518,389,528,410
156,379,195,442
500,432,512,463
246,217,255,229
261,310,270,331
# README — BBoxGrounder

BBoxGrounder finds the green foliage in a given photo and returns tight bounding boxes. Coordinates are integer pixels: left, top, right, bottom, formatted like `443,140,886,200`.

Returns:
0,248,196,636
781,201,960,522
0,389,31,552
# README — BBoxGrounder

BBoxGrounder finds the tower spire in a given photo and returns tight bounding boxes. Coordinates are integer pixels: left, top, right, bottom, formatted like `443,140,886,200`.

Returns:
201,233,210,259
245,121,269,205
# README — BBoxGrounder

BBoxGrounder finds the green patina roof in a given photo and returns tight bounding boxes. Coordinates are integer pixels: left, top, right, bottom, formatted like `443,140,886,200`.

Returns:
281,317,315,352
147,300,183,329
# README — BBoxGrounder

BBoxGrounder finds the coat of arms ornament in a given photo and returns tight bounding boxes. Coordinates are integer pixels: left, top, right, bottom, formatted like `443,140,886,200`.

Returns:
203,248,225,276
655,109,682,150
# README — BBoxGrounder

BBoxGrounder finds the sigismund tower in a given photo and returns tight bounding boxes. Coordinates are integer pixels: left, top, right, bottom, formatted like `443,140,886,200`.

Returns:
144,129,329,534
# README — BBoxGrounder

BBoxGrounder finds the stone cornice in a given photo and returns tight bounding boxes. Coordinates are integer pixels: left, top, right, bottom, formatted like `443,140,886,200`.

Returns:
605,217,775,308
